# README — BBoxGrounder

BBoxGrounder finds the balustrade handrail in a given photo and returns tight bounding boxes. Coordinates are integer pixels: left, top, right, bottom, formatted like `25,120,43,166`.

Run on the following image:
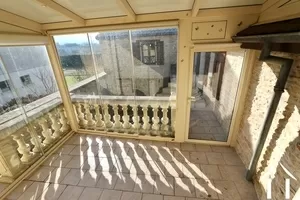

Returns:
72,94,176,108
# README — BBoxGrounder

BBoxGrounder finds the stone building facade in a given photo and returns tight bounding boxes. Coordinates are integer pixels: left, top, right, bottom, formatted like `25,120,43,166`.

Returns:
94,28,177,97
235,51,300,200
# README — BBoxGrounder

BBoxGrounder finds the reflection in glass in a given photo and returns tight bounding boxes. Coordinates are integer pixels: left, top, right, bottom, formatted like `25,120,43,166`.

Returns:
54,27,178,135
189,51,244,142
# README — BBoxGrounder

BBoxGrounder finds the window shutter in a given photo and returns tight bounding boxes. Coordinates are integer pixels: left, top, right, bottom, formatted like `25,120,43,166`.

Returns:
132,42,141,65
156,41,164,65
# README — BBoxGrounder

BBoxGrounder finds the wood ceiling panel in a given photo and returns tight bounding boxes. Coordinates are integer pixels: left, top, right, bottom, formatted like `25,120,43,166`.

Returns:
197,0,264,9
0,0,69,23
54,0,126,19
128,0,194,14
0,22,38,34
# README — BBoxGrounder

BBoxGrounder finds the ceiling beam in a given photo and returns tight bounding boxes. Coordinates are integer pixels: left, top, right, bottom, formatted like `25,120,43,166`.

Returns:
191,0,201,17
35,0,85,25
0,9,42,33
117,0,136,21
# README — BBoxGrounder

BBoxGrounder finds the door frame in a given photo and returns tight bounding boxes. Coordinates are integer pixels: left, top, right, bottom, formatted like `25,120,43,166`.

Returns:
183,43,248,145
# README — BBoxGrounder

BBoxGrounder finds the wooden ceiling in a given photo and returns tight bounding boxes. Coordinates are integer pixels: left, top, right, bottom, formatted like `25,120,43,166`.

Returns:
0,0,265,34
0,0,263,23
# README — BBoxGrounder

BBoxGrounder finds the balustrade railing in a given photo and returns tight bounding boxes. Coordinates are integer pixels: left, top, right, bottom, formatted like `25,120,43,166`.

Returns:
72,95,176,138
0,104,71,183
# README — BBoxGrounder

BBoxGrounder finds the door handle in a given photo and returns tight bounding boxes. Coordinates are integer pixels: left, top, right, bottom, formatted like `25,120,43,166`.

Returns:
188,96,196,102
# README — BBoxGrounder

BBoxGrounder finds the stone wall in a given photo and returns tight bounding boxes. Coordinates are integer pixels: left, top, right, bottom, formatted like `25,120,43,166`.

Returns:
98,35,177,96
235,51,300,200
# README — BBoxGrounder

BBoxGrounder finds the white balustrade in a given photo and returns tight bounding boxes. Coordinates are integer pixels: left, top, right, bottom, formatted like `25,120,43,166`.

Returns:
12,134,32,163
76,102,87,127
132,105,140,130
49,112,62,138
94,104,105,128
122,105,132,129
84,102,95,127
39,118,54,145
58,107,70,133
28,127,43,153
152,105,160,135
171,107,176,134
142,106,151,132
103,104,113,128
161,107,170,132
113,104,122,129
73,102,174,137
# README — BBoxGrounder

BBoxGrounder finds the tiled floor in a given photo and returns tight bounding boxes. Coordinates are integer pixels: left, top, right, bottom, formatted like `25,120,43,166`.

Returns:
189,111,228,142
4,134,258,200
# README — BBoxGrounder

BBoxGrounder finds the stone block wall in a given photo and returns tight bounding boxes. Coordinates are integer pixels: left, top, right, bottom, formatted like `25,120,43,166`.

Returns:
235,51,300,200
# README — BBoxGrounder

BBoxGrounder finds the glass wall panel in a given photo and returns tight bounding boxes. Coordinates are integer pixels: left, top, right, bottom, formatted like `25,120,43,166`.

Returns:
54,27,178,136
0,46,63,181
188,50,245,142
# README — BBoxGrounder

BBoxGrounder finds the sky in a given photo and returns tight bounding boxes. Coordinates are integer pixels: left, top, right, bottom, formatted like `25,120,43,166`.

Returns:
54,33,98,45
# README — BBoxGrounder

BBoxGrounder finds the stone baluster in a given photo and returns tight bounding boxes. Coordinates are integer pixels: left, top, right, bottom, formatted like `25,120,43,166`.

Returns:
152,105,160,135
12,134,32,163
94,104,105,128
171,106,176,134
142,106,150,131
28,127,43,153
122,105,132,129
39,118,54,145
132,105,140,130
103,104,113,128
76,103,87,127
113,104,122,130
58,107,70,132
49,112,62,138
84,102,95,127
161,106,170,132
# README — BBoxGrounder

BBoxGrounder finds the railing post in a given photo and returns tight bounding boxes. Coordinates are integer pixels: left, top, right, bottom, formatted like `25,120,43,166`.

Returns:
84,102,95,128
113,104,122,130
122,104,132,130
152,105,160,135
76,102,87,128
58,106,70,133
142,106,151,133
161,106,170,135
132,105,140,131
94,104,105,129
12,134,32,163
49,112,62,138
103,104,113,129
39,118,54,146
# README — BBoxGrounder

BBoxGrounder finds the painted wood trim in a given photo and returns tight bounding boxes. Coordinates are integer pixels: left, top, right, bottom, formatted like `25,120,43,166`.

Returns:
117,0,136,21
191,0,201,17
42,6,261,31
47,20,178,35
0,34,48,46
35,0,85,25
46,36,79,131
0,10,42,34
228,50,257,147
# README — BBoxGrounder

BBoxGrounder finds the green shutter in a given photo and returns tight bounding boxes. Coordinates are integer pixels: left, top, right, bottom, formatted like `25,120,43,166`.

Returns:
156,41,164,65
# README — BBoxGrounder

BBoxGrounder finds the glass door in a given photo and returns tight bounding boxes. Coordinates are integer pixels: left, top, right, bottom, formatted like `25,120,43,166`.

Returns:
187,48,245,142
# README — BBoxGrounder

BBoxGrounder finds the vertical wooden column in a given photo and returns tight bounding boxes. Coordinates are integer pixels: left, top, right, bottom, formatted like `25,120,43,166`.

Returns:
175,19,192,142
46,36,78,132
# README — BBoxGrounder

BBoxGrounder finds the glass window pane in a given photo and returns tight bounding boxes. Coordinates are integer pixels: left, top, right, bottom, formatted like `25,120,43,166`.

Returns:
188,50,245,142
0,45,62,181
53,27,177,137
